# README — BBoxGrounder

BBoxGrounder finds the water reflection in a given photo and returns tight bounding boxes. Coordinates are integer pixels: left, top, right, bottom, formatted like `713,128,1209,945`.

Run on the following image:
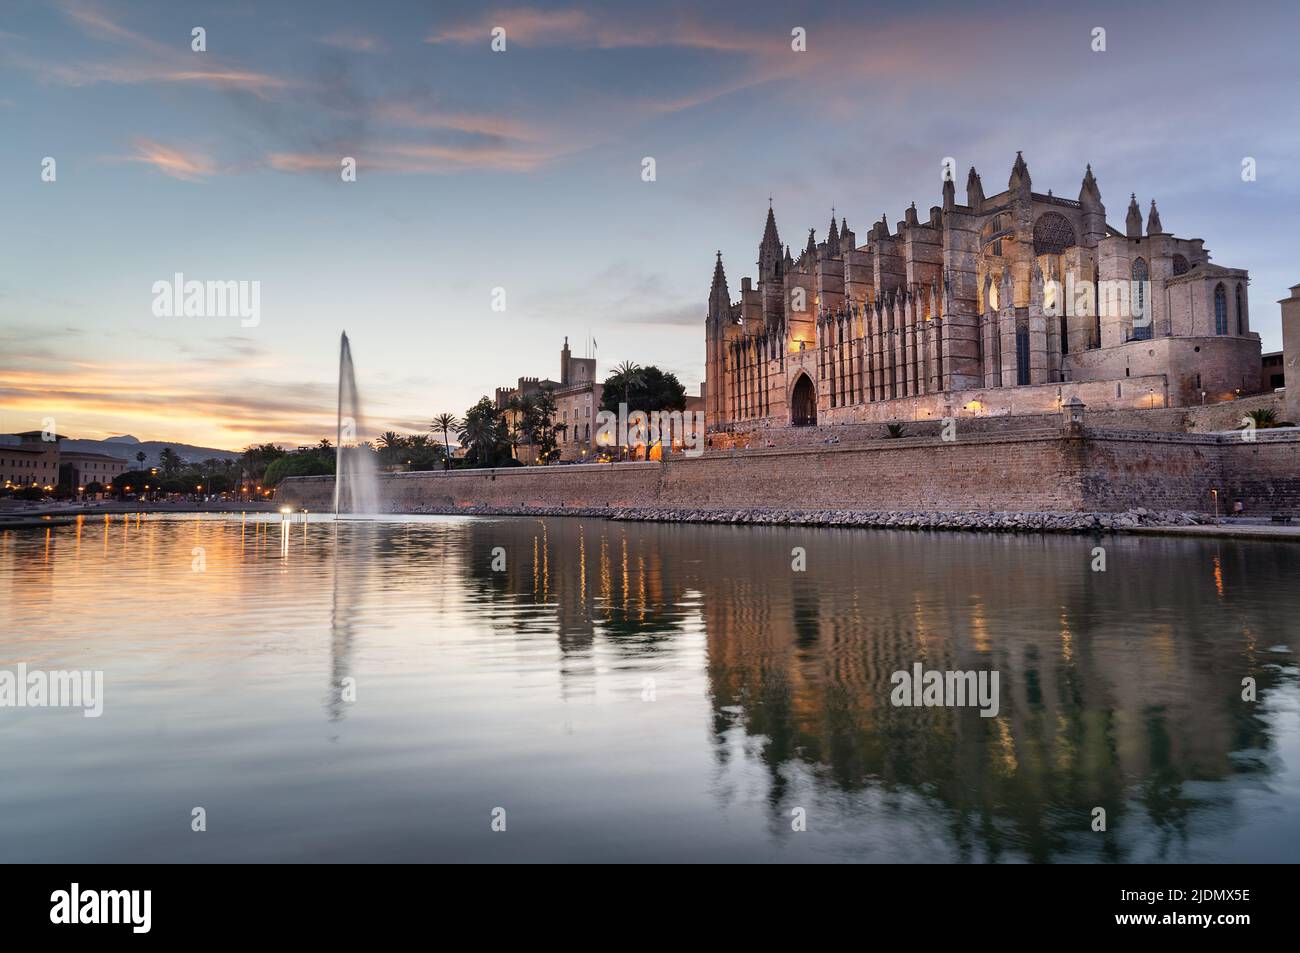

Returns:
455,517,1300,862
1,513,1296,862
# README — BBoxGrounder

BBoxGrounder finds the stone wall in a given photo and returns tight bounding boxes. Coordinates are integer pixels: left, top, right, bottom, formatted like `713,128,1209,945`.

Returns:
708,391,1286,449
1065,335,1261,406
280,427,1300,517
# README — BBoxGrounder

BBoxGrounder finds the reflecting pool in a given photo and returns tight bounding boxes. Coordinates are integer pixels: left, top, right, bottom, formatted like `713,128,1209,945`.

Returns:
1,513,1297,862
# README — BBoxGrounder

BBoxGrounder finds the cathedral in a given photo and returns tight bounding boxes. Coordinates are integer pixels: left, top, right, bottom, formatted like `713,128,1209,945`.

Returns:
705,154,1261,431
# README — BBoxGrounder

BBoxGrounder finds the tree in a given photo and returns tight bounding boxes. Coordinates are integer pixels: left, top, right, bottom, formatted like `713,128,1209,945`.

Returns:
111,470,154,496
158,447,182,475
263,451,334,487
241,443,286,483
528,388,562,464
431,414,459,471
376,431,406,467
598,365,687,460
459,397,511,467
135,451,146,469
599,364,686,415
612,360,643,409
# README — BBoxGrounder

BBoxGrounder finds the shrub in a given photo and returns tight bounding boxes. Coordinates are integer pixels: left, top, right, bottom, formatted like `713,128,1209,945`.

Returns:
1246,408,1278,428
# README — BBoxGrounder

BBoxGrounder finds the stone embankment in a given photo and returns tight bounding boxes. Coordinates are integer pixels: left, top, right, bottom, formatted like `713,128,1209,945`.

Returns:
398,503,1210,534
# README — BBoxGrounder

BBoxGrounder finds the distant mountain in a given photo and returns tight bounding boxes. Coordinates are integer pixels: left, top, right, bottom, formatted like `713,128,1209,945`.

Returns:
69,439,241,468
0,433,240,468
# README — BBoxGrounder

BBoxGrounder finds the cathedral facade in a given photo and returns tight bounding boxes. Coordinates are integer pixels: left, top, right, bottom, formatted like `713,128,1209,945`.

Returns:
705,154,1261,432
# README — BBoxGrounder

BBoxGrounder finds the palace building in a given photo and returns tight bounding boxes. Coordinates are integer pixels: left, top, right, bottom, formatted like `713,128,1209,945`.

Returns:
705,154,1262,431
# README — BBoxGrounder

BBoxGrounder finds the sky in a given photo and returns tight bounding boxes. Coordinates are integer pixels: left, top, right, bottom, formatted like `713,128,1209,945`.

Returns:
2,0,1298,449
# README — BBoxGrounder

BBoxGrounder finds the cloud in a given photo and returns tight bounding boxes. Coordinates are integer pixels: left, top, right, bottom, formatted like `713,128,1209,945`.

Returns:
0,335,338,447
11,0,295,98
122,138,218,181
268,138,564,175
534,263,700,328
316,32,385,54
375,102,545,142
425,7,782,53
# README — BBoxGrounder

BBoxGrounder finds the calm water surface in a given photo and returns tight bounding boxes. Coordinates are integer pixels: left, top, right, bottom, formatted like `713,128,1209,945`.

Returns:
2,513,1298,863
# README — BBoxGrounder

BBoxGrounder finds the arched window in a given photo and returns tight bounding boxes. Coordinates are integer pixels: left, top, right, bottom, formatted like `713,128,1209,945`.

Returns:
1131,257,1150,340
1171,254,1190,276
1214,283,1228,335
982,214,1008,256
1235,283,1245,335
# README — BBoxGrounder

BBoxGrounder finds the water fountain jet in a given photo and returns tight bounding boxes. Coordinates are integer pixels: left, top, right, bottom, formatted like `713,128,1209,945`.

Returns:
333,331,380,517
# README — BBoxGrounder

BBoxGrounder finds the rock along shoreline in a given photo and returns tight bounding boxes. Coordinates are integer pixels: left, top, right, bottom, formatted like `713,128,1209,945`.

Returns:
394,503,1212,534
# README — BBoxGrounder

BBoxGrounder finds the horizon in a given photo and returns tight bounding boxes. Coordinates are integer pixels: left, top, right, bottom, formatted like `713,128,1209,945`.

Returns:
3,0,1298,448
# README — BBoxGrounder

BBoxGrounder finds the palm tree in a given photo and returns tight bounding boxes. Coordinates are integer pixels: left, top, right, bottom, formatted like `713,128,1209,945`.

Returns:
135,451,146,470
1246,408,1278,428
376,431,404,466
613,360,644,406
431,414,459,471
611,361,643,459
460,399,501,466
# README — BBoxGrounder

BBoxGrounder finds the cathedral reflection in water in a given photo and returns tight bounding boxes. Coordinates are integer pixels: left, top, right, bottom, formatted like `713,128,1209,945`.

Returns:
456,516,1298,862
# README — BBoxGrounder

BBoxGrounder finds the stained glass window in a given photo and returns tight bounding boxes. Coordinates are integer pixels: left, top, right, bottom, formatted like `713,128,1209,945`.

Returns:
1214,283,1228,335
1131,258,1150,340
1032,212,1076,255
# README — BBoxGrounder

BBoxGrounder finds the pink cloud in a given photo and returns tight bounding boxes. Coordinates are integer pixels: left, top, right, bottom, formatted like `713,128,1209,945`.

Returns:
124,139,218,181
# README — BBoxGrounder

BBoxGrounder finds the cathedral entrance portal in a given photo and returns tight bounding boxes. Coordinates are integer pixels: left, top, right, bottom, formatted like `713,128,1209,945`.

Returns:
791,373,817,426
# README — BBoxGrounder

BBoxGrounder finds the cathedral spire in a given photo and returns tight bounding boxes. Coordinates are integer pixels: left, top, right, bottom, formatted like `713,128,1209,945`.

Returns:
966,166,984,208
805,227,817,260
1125,193,1143,238
827,210,839,250
1079,163,1100,204
1147,199,1163,235
1008,151,1030,192
758,203,782,283
708,250,730,320
761,204,781,250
